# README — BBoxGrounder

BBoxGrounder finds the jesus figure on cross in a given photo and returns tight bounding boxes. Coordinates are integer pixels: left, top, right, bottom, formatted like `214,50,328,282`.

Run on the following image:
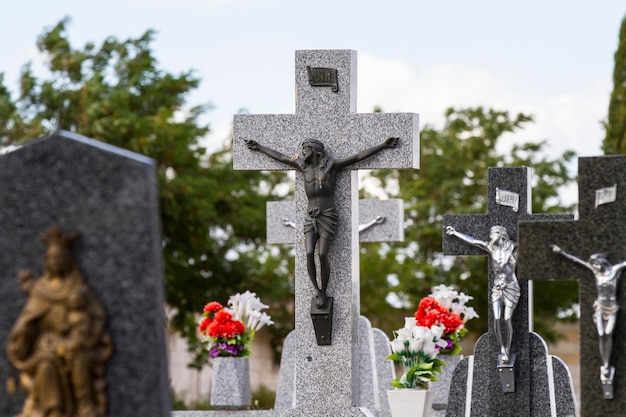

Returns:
550,244,626,385
445,225,520,363
246,137,398,309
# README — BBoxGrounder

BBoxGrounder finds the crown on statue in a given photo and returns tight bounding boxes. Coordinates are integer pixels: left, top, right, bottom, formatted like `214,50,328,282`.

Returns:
40,225,79,248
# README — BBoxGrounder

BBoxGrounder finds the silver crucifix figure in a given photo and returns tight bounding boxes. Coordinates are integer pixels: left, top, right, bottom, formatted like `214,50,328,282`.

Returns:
550,244,626,399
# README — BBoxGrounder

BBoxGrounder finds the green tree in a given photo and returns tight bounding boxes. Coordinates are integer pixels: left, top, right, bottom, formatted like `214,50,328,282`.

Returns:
360,107,579,343
603,14,626,154
0,18,294,368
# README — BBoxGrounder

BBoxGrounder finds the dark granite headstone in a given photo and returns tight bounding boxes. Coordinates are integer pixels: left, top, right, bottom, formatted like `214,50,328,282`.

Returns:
519,155,626,416
443,167,576,417
233,50,419,416
0,131,170,417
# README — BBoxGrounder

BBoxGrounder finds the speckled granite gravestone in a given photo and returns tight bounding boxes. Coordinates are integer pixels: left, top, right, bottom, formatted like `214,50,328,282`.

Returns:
233,50,418,416
275,318,396,417
0,131,170,417
443,167,576,417
518,155,626,416
269,199,402,416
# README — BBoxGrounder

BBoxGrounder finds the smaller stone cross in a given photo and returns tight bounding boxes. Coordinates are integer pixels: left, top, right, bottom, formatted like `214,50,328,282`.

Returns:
443,166,576,417
518,155,626,415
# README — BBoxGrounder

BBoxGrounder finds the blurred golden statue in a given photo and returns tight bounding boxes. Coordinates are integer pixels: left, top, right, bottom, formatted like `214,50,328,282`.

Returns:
7,226,113,417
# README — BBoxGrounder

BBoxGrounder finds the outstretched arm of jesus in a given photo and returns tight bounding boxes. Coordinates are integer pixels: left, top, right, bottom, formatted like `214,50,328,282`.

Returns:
550,244,593,272
334,137,398,169
245,140,301,170
612,260,626,274
445,226,488,251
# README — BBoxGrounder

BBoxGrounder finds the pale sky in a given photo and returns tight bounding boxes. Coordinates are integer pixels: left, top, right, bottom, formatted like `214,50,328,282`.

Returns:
2,1,625,179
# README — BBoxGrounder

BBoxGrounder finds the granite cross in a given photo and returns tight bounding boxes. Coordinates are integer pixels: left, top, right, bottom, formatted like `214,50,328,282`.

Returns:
233,49,418,416
518,155,626,415
443,166,576,417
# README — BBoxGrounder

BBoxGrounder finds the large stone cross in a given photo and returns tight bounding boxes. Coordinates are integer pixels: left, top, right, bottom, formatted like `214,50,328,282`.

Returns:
518,155,626,415
443,167,576,417
233,50,418,416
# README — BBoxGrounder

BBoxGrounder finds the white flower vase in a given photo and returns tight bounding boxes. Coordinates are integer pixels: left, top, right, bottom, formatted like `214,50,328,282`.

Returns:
387,388,434,417
210,357,251,409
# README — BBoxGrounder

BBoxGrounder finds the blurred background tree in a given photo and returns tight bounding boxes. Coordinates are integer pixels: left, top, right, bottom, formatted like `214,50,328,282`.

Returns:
603,14,626,154
0,18,295,368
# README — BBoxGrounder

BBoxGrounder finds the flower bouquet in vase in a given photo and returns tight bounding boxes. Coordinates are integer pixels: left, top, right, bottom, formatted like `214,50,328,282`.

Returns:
415,285,478,411
198,291,273,409
386,318,448,417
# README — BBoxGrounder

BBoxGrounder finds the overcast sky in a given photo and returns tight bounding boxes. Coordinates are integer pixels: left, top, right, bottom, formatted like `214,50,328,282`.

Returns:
3,1,625,182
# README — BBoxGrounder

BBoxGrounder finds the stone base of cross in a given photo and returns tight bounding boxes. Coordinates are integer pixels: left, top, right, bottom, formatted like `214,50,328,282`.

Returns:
233,50,418,415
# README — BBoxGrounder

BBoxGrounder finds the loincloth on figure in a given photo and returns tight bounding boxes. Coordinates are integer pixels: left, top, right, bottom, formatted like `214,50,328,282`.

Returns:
304,207,338,241
491,274,521,308
593,300,619,322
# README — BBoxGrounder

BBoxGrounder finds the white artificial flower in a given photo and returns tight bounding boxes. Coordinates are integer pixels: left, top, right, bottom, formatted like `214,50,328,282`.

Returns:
395,317,416,340
390,338,407,354
430,324,445,340
253,312,274,331
460,306,479,323
408,338,424,354
455,292,473,306
430,285,456,309
227,291,273,331
421,339,440,359
412,325,431,341
404,317,416,329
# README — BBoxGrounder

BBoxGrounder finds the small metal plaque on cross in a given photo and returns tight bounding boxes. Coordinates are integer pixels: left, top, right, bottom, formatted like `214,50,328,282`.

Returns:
306,66,339,92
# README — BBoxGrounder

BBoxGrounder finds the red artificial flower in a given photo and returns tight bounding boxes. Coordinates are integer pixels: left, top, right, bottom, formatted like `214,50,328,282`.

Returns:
441,313,464,334
214,310,233,324
204,301,223,314
222,320,245,338
198,316,212,334
206,321,224,338
232,320,245,335
415,297,464,334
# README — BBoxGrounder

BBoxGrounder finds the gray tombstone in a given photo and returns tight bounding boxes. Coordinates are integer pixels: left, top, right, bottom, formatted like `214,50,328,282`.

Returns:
518,155,626,416
371,328,395,417
0,131,171,417
442,166,576,417
233,50,418,416
275,331,298,412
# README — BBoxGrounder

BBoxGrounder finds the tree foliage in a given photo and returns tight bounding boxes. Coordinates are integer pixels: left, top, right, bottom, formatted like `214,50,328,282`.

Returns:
360,107,579,343
603,14,626,154
0,18,294,368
